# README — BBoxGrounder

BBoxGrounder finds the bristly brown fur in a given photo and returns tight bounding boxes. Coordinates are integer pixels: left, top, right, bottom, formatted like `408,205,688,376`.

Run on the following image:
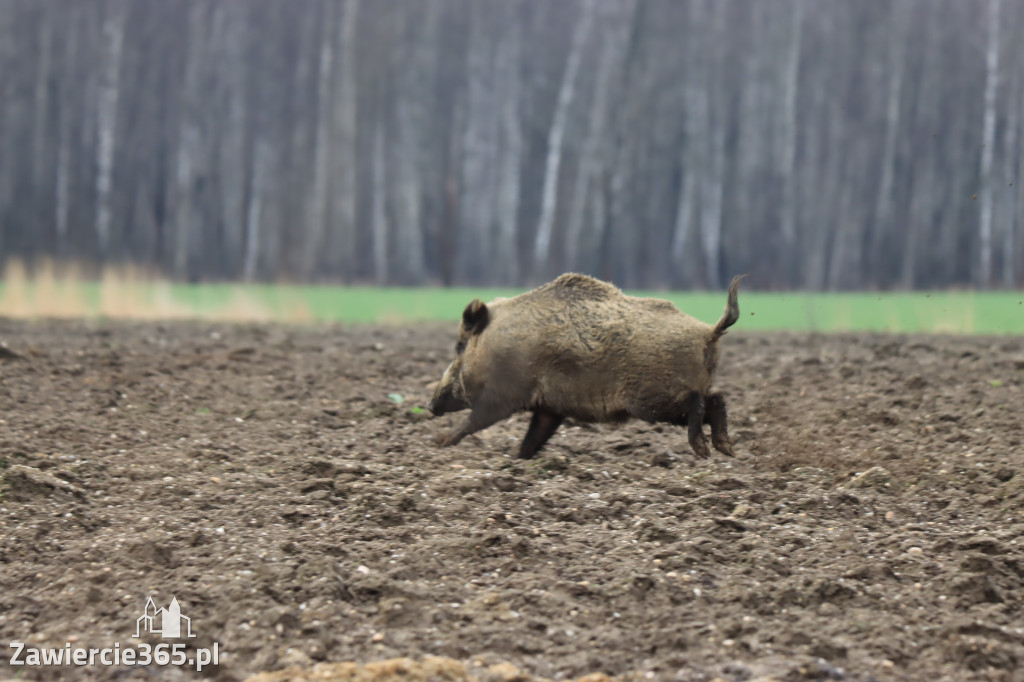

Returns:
430,273,746,460
533,273,619,303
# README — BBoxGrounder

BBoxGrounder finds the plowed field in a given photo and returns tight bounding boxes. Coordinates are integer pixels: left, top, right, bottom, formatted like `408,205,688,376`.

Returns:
1,320,1022,681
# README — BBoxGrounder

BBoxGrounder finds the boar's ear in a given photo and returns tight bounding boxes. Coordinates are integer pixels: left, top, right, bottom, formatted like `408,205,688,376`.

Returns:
462,299,489,335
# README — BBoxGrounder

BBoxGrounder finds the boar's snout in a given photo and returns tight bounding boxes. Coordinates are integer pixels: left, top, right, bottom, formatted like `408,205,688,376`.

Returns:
428,391,468,416
429,361,470,416
427,397,444,416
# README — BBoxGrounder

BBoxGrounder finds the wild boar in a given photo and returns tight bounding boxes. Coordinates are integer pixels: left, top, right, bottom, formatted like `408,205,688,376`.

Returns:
428,273,745,460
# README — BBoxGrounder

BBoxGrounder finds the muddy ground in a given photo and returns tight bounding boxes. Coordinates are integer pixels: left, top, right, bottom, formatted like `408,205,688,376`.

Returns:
0,319,1022,682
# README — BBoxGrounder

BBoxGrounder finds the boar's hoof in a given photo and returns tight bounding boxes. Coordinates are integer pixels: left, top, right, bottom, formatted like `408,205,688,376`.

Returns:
434,432,455,447
712,436,735,457
689,433,711,460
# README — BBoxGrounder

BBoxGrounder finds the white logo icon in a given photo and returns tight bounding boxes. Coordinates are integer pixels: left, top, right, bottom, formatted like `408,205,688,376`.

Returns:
133,597,196,639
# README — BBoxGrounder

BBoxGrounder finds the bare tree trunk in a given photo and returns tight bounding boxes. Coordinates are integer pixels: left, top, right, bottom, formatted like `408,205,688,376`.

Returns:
893,6,945,288
243,140,272,282
456,2,499,284
532,0,595,280
670,170,697,273
283,9,318,276
392,112,427,283
803,39,840,290
605,4,649,287
903,163,938,289
978,0,1001,287
327,0,360,281
591,171,612,281
372,123,389,284
732,1,767,266
55,9,80,257
298,2,336,281
1001,69,1019,288
777,0,804,287
607,127,636,286
217,2,248,278
699,1,727,288
31,8,53,197
900,2,948,288
1016,72,1024,286
868,0,909,284
670,0,707,285
828,147,869,290
173,1,208,280
0,10,11,249
701,126,725,288
566,1,635,274
494,1,522,286
94,0,125,259
391,1,441,285
55,127,72,256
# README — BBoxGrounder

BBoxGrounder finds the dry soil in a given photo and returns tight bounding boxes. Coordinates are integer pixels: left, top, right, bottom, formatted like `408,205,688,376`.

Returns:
0,320,1022,681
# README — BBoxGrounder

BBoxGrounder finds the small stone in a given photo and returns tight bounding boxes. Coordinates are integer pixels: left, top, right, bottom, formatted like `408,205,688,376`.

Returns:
371,632,385,642
842,466,891,490
648,451,673,468
731,503,752,518
487,663,525,681
278,647,312,667
721,662,752,680
907,546,923,555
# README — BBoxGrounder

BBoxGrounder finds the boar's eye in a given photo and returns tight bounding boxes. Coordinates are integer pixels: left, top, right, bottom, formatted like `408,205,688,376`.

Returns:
455,339,467,355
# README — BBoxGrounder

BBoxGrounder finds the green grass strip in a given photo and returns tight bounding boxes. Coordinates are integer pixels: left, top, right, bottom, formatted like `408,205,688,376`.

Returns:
2,281,1023,334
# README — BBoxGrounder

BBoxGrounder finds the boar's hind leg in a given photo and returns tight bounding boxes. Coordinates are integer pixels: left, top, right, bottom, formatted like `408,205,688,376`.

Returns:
518,410,564,460
683,393,710,459
705,393,735,457
436,403,515,448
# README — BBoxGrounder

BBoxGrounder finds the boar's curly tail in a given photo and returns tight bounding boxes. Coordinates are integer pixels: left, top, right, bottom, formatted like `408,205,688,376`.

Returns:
711,274,747,339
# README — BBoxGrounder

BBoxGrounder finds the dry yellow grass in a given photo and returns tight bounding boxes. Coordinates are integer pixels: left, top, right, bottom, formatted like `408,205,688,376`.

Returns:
0,258,311,322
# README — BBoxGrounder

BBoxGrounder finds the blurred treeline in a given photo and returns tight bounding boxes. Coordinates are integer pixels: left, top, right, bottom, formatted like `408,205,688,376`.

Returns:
0,0,1022,290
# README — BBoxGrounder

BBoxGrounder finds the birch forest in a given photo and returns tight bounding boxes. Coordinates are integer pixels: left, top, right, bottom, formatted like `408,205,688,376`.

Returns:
1,0,1023,290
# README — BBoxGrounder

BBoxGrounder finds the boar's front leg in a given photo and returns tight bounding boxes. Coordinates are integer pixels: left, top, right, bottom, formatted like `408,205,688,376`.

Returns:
683,393,710,459
704,393,735,457
434,401,514,448
518,410,564,460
